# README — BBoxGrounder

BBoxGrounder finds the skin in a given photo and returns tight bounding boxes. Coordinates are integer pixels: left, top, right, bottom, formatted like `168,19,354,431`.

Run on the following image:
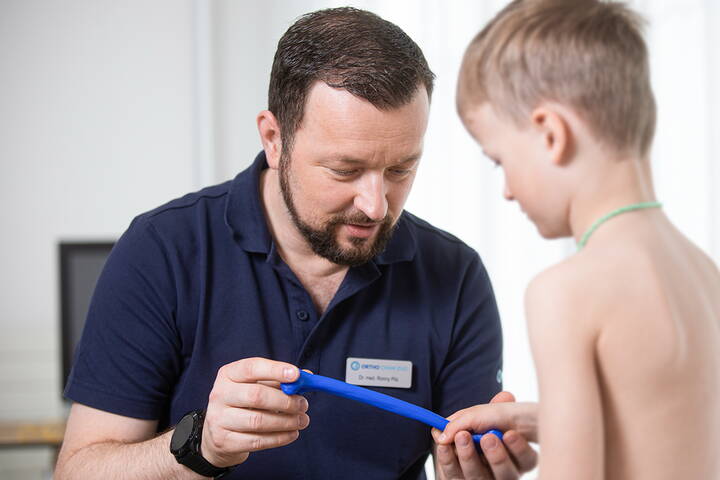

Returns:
55,359,306,479
432,392,539,480
56,83,537,478
437,101,720,479
257,81,429,313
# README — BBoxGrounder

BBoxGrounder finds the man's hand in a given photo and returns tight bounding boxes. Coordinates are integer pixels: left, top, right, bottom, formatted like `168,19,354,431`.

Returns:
200,357,310,467
432,392,539,480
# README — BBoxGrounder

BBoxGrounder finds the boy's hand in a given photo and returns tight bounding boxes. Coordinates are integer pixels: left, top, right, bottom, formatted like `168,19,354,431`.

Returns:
432,392,538,479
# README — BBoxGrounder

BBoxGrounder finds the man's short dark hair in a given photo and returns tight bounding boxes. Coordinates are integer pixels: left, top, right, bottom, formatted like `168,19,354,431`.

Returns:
268,7,435,152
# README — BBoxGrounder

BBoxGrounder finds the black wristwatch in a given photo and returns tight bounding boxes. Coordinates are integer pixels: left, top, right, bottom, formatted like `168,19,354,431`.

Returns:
170,410,231,478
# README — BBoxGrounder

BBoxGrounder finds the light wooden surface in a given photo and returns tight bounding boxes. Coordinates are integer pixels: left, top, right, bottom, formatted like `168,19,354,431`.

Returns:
0,420,66,447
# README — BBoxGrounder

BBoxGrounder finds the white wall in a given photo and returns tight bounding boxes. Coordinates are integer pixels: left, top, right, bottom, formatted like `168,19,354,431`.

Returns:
1,0,196,419
0,0,196,476
1,0,718,478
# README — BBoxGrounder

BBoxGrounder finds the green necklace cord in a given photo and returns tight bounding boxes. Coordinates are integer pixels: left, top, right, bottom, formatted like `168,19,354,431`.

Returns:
577,201,663,250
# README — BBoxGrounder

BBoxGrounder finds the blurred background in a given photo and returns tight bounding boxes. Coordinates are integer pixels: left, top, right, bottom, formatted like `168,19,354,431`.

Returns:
1,0,718,478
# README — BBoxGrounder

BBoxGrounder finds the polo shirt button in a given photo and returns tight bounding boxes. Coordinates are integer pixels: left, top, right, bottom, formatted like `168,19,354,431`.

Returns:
296,310,309,321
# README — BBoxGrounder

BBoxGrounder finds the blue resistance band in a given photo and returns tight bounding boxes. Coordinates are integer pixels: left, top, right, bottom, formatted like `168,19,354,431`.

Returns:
281,371,503,444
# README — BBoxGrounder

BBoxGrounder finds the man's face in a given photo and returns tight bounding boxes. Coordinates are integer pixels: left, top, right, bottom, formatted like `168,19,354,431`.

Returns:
279,82,429,266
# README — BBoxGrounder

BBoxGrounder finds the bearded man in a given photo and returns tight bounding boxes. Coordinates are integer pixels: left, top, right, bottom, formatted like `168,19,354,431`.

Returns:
56,7,534,480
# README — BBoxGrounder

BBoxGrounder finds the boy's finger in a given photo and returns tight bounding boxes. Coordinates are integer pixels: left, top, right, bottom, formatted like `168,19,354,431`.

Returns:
441,404,510,442
489,391,516,403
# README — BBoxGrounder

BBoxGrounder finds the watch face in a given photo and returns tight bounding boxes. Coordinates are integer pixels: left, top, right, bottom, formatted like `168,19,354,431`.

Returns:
171,413,196,452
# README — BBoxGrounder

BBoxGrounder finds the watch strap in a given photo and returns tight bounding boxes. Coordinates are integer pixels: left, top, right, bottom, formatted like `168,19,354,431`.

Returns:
172,410,231,478
180,449,230,478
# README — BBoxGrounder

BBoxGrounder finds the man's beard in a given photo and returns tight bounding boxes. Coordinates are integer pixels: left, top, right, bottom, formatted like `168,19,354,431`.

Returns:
279,152,396,267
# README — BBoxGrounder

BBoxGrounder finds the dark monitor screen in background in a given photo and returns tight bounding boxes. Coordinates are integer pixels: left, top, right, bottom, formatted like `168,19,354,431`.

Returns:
59,241,115,396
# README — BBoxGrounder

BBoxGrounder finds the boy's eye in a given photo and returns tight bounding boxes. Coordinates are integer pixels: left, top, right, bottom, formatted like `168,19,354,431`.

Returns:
482,150,501,168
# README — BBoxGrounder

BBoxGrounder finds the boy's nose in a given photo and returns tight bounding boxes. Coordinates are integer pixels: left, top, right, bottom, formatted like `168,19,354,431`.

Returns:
503,183,514,201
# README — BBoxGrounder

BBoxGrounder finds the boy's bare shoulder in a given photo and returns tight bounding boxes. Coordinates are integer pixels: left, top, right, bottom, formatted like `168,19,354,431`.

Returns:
524,249,638,337
525,255,599,337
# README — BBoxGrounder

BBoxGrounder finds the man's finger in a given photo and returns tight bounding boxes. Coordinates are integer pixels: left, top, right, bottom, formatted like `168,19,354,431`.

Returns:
211,407,310,433
221,429,301,453
454,431,493,480
223,357,299,383
502,430,538,473
480,433,520,480
257,380,282,389
435,444,464,480
222,383,309,413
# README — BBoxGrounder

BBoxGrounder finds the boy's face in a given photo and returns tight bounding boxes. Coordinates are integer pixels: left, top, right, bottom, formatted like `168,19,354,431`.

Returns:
462,102,570,239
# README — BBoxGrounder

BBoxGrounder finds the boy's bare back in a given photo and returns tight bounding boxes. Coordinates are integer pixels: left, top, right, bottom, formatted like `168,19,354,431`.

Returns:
448,0,720,477
527,210,720,479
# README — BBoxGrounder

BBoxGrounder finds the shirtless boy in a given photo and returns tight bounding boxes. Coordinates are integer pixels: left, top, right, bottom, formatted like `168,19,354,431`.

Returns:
434,1,720,479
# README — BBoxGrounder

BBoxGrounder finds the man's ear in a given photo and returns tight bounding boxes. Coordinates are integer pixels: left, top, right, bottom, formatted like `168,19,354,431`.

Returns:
531,105,572,166
257,110,283,169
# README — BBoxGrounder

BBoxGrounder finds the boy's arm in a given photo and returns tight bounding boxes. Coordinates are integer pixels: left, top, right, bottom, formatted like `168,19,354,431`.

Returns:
525,270,605,480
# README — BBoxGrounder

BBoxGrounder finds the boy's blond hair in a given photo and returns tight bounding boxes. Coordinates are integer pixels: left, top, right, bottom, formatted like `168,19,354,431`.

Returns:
458,0,656,157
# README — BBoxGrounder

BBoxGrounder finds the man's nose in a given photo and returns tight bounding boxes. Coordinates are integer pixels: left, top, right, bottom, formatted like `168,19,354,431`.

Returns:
354,173,388,221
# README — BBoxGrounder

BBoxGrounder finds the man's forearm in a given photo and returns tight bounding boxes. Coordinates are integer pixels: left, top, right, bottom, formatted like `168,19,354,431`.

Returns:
55,429,205,480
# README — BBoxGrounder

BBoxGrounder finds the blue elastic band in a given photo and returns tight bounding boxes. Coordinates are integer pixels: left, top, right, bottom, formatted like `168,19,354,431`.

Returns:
281,371,503,444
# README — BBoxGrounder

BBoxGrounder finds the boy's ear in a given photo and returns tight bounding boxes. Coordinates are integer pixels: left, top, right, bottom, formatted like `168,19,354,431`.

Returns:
256,110,283,169
531,106,572,166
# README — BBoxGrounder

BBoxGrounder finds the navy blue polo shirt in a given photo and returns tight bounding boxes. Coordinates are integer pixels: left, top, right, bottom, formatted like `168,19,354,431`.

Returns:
65,151,503,480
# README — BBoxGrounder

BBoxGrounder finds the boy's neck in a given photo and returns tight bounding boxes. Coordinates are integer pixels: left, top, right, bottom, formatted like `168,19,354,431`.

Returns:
568,153,658,246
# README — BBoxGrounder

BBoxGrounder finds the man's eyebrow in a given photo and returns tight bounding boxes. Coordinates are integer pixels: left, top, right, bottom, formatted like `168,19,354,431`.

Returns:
331,154,422,165
332,157,365,165
397,154,422,164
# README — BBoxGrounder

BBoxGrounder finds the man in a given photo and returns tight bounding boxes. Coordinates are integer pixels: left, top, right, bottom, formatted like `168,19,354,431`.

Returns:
55,7,534,479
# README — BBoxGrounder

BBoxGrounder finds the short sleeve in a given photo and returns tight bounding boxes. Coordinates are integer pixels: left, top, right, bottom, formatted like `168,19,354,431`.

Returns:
63,216,182,420
433,253,503,417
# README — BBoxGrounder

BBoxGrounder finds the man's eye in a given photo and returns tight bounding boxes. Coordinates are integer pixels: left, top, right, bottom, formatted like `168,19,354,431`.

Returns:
389,169,412,176
331,169,358,176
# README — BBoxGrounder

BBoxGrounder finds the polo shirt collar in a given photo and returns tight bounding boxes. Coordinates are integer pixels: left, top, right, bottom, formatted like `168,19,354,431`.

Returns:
225,151,273,254
224,150,417,264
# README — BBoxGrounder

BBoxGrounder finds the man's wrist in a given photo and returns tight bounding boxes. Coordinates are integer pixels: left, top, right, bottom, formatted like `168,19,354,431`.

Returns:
170,410,232,478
